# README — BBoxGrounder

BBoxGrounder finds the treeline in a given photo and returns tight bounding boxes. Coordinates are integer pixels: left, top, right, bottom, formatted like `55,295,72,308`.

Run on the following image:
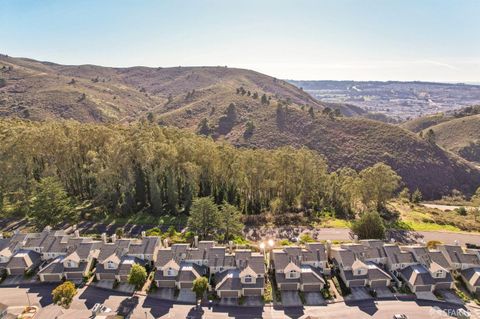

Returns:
0,120,401,224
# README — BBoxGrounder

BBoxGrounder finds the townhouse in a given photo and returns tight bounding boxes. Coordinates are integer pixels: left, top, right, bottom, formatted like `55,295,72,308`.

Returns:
330,245,392,289
96,233,161,283
270,243,327,292
38,240,101,282
438,244,480,271
214,248,265,298
404,246,454,290
154,240,213,290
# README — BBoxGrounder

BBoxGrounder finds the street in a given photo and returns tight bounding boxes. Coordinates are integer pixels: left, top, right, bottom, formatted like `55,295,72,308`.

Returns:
1,284,479,319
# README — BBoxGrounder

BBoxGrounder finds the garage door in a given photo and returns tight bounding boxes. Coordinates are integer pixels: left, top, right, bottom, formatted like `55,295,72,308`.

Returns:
8,268,25,276
243,288,262,296
98,273,115,280
370,280,387,288
303,284,321,292
158,280,176,288
220,291,239,298
180,282,193,289
349,280,366,287
280,283,298,291
42,274,62,282
415,285,432,292
434,282,452,290
66,272,83,279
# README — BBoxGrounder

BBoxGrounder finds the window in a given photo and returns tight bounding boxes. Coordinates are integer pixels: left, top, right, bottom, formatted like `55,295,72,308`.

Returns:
167,268,175,276
244,275,252,283
288,270,297,278
107,261,116,269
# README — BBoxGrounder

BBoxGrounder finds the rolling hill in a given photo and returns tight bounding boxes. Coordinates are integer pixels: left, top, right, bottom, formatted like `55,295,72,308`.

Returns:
1,55,480,198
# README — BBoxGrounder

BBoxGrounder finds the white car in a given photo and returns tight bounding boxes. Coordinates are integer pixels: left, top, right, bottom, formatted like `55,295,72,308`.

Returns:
393,315,408,319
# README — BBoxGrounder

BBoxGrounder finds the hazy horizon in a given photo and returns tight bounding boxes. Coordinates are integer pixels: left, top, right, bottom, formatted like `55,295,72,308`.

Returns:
1,0,479,82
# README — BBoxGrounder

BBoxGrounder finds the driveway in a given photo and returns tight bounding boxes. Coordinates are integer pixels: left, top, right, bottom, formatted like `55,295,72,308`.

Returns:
375,287,395,299
280,291,302,307
415,291,438,301
304,292,325,305
437,289,464,305
149,288,175,300
177,288,196,303
243,296,263,307
0,276,38,287
346,287,373,302
219,297,238,306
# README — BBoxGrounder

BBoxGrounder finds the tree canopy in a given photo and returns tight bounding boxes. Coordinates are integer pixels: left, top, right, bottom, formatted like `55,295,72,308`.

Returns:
0,120,402,226
192,276,209,301
128,263,147,290
351,211,386,240
52,281,77,309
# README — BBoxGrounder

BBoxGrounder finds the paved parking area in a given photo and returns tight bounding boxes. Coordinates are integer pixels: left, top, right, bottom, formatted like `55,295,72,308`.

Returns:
304,292,325,305
281,291,302,307
177,288,196,303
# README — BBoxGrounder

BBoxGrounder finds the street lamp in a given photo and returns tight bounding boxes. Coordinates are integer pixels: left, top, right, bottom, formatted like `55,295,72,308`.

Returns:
267,239,274,248
259,242,265,252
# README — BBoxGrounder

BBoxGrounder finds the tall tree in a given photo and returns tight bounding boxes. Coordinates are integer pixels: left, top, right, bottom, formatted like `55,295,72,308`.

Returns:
187,197,223,239
219,203,243,242
29,177,74,230
359,163,401,211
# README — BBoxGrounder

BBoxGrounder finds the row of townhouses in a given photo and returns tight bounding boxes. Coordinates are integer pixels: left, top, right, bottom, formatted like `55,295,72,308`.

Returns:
1,227,479,298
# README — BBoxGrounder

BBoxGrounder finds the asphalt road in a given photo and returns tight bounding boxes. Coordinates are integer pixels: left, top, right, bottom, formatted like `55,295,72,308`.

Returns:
1,285,479,319
314,227,480,246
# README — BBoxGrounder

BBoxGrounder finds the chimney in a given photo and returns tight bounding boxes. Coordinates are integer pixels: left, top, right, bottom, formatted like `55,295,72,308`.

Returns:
229,241,233,253
111,234,117,243
326,240,332,259
74,230,80,238
353,235,359,243
141,231,146,238
101,233,107,244
163,238,169,248
194,236,199,248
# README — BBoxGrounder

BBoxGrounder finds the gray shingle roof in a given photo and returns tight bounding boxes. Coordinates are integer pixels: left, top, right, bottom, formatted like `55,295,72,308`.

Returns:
399,264,434,287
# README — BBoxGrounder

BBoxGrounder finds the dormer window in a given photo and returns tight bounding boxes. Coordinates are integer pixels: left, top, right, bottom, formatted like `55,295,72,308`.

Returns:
107,261,116,269
167,268,175,276
288,270,297,278
244,275,252,283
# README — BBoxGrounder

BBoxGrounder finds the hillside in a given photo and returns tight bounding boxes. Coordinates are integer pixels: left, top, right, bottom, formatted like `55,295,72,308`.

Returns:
0,55,363,123
1,56,480,198
400,113,449,132
421,114,480,164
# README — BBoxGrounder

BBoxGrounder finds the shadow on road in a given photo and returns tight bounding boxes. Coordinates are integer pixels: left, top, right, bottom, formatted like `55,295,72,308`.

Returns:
19,283,56,307
142,296,174,318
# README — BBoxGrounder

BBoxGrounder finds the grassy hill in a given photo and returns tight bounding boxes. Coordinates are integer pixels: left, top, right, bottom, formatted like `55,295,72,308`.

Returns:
1,55,480,198
0,55,363,123
400,113,449,132
421,114,480,164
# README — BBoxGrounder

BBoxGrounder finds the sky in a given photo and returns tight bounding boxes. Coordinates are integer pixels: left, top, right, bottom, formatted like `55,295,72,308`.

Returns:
1,0,479,82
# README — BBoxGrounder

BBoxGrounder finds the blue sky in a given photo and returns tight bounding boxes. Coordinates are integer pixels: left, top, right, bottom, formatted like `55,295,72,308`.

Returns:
1,0,479,81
